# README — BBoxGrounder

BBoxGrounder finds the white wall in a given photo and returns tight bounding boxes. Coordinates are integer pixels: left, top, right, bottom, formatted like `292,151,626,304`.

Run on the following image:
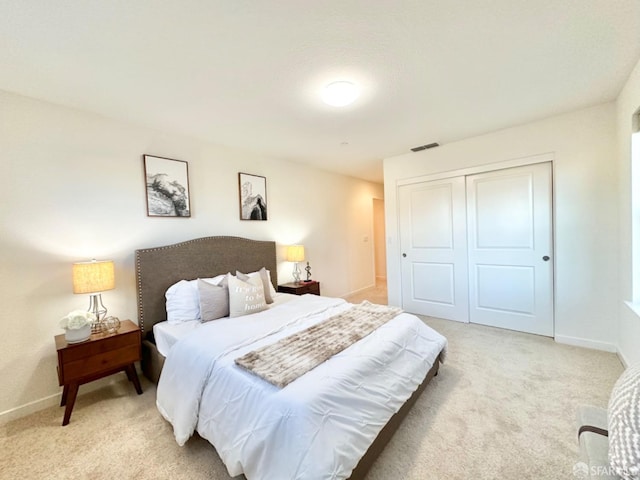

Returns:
373,198,387,280
0,90,382,420
384,103,619,352
616,56,640,367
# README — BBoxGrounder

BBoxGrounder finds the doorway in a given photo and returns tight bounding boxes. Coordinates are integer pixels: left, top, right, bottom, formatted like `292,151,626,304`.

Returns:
373,198,387,288
346,199,388,305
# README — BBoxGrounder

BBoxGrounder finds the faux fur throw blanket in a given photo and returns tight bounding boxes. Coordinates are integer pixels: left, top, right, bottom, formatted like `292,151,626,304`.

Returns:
235,301,403,388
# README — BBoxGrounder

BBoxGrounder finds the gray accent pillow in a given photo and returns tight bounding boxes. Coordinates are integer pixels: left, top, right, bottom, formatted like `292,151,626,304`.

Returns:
228,274,267,318
197,279,229,322
608,363,640,479
236,267,274,304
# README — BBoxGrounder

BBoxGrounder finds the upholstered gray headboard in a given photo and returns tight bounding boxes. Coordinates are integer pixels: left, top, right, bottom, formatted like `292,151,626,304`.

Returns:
135,236,278,339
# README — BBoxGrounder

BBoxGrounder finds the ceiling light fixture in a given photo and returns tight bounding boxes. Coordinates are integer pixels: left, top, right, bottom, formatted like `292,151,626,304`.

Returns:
322,81,359,107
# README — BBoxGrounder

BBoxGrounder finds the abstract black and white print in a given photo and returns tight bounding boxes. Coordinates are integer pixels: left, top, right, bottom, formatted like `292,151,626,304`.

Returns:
239,172,267,221
144,155,191,217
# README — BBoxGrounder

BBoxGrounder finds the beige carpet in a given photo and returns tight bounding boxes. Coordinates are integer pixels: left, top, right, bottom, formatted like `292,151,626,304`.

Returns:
0,299,623,479
344,279,389,306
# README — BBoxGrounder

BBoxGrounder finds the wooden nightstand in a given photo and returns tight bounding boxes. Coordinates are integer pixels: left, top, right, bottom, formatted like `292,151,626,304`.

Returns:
55,319,143,426
277,281,321,296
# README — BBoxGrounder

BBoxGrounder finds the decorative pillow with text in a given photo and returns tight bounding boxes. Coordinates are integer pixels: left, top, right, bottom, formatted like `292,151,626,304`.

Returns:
236,267,274,304
228,274,268,318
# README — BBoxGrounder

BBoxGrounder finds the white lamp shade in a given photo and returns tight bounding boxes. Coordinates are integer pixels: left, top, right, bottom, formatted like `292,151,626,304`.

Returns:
72,260,115,294
287,245,305,263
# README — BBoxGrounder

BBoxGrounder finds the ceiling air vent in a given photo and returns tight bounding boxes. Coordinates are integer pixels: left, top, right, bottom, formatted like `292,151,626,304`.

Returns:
411,142,440,152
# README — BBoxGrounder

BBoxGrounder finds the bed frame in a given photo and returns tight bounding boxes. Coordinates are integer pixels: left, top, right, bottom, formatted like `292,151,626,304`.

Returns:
135,236,279,382
135,235,442,480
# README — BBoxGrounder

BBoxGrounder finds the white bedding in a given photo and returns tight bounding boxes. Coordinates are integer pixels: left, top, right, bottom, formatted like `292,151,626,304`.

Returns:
153,292,294,357
153,320,200,357
156,294,447,480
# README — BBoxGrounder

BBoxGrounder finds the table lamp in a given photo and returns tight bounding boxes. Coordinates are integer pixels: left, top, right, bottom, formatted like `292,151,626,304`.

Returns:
287,245,305,283
72,259,115,333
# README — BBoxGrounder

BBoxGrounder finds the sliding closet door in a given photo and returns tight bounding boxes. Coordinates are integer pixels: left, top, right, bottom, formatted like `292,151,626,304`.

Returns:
466,162,553,336
399,177,469,321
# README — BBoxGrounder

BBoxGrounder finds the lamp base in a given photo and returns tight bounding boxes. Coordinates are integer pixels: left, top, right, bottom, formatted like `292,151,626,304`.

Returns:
292,263,302,283
88,294,107,333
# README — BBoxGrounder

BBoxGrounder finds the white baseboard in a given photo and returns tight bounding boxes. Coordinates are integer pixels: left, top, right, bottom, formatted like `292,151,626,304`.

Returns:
340,283,377,299
0,375,121,426
0,393,62,425
617,349,629,368
554,334,617,353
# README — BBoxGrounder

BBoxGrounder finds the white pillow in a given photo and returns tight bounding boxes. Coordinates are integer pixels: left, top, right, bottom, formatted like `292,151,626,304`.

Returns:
608,363,640,479
165,280,199,324
165,274,227,323
228,274,268,318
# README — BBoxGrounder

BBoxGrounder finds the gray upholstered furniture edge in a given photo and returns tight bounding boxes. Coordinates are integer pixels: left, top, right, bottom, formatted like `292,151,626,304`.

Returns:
577,404,621,479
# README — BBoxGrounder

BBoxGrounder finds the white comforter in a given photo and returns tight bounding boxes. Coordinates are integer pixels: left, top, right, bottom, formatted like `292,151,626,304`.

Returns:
156,295,447,480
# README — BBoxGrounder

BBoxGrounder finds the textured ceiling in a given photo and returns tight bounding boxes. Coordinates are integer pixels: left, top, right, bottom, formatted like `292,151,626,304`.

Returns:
1,1,639,183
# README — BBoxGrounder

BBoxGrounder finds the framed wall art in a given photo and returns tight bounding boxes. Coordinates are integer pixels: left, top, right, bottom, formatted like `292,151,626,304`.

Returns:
143,154,191,217
238,172,267,220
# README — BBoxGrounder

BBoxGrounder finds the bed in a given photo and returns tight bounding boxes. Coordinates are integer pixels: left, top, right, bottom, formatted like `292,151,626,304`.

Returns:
135,236,446,480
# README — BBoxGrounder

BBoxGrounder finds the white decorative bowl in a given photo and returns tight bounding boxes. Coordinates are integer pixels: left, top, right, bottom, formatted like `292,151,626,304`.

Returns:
64,324,91,343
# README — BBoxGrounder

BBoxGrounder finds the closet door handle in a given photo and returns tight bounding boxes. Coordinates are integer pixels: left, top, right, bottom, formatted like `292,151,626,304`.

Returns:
542,255,550,261
402,253,407,258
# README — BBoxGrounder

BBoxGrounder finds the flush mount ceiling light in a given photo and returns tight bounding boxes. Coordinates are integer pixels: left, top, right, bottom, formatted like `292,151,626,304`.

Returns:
322,81,359,107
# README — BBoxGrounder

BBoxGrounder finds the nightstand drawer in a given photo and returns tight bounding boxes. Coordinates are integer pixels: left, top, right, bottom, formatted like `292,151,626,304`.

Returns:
278,281,321,296
58,331,139,363
296,283,319,295
60,344,140,383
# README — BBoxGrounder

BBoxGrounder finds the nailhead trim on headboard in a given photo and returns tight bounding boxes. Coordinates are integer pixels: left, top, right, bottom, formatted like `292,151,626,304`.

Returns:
135,236,278,338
